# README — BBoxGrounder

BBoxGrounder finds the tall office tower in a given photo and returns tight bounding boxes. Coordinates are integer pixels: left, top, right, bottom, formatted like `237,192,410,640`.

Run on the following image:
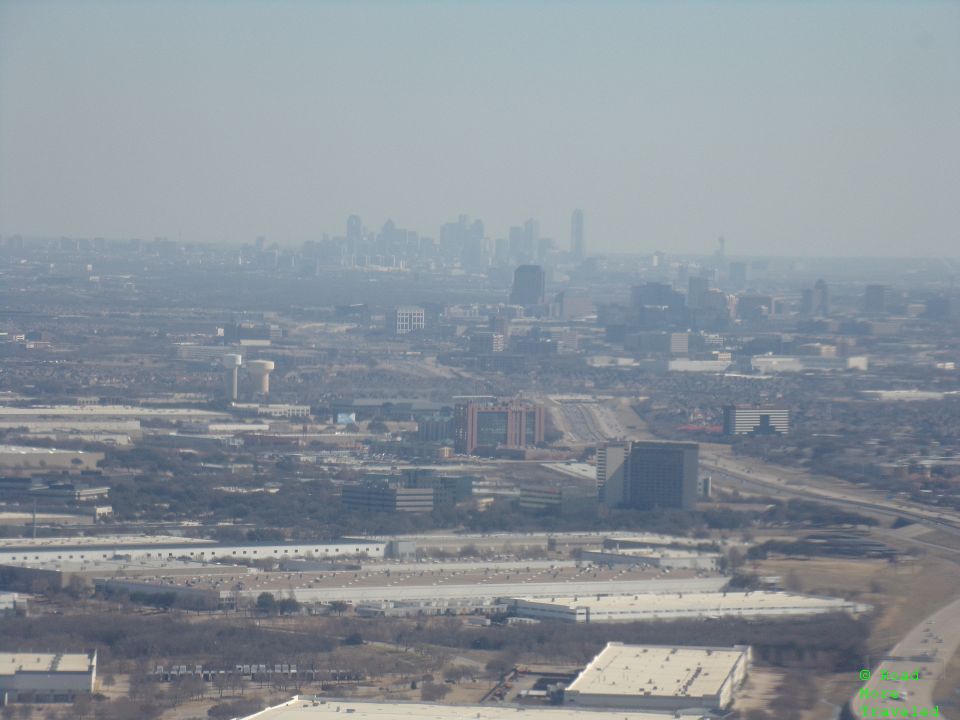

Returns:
723,405,790,436
688,276,709,310
524,218,539,258
813,279,829,316
728,262,748,290
571,209,585,261
863,284,888,314
489,313,512,338
508,226,527,262
510,265,546,306
453,399,544,454
631,282,683,309
536,237,555,264
346,215,363,244
597,442,628,507
624,441,699,510
391,306,426,335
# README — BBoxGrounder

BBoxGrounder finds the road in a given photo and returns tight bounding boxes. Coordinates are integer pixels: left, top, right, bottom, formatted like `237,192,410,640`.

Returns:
699,447,960,540
852,595,960,718
543,397,628,444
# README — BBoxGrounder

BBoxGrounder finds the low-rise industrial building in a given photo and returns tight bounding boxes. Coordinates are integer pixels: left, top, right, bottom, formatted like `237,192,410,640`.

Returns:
564,642,750,711
0,445,104,475
0,651,97,705
0,592,26,616
0,558,250,591
236,698,706,720
98,567,727,612
510,590,870,623
0,538,386,565
580,548,721,571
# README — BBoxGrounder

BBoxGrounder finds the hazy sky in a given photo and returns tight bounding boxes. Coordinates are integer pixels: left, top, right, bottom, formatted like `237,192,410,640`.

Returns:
1,1,958,256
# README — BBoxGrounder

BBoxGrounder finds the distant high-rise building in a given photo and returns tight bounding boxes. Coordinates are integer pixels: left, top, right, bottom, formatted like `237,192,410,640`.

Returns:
631,282,683,310
802,280,830,317
391,306,425,335
554,289,593,320
571,209,585,261
510,265,546,306
728,262,748,290
508,226,527,262
737,295,775,322
863,284,889,314
723,405,790,436
524,218,539,252
813,279,829,316
453,399,544,455
597,442,628,508
468,331,505,354
346,215,363,244
687,276,709,310
624,441,699,510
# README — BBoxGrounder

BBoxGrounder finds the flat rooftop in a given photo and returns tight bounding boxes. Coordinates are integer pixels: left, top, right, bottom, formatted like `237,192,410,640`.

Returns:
0,444,93,455
567,643,746,699
2,557,250,576
0,535,215,549
0,653,93,675
605,535,716,548
0,405,227,418
513,591,870,617
128,563,711,594
238,698,703,720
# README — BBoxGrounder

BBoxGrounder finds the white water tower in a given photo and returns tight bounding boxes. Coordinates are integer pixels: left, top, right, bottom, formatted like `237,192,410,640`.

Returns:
222,354,242,402
246,359,275,396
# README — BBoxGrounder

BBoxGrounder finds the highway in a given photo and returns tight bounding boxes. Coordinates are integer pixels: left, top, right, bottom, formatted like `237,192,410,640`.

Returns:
851,595,960,718
700,449,960,540
544,397,628,444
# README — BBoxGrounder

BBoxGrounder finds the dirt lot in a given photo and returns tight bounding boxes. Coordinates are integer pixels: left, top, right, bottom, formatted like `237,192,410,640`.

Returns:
733,667,784,714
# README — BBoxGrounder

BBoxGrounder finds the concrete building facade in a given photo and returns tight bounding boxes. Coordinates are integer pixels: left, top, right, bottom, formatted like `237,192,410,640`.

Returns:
564,642,750,711
0,651,97,705
723,405,790,436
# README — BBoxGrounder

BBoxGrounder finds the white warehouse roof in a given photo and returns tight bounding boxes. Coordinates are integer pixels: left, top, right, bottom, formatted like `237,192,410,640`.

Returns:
565,642,747,699
237,698,706,720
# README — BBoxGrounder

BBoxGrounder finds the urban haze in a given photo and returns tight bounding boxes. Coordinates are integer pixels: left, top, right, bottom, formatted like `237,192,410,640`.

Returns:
0,3,959,720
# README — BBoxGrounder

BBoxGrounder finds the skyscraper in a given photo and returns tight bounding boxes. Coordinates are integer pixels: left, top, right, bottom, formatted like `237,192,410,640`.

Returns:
571,209,585,261
510,265,546,306
624,441,699,510
688,276,709,310
597,442,628,508
864,284,889,314
728,262,748,290
813,279,829,316
346,215,363,244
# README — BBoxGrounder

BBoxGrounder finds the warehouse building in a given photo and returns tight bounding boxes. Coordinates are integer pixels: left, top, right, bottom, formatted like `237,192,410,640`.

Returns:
236,698,706,720
564,642,749,711
0,445,104,475
580,548,721,571
0,651,97,705
0,558,249,591
0,538,386,565
100,571,728,612
510,590,870,623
